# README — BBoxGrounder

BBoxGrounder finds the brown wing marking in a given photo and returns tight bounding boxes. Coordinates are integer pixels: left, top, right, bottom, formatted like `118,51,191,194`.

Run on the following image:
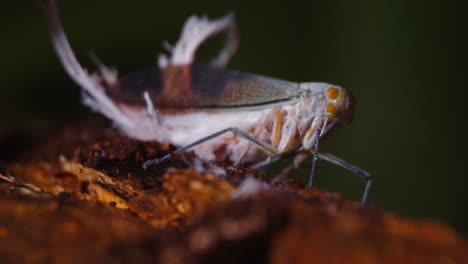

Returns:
159,65,199,107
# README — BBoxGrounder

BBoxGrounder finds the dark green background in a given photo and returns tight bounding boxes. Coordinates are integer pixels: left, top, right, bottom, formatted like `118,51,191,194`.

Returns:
1,1,467,232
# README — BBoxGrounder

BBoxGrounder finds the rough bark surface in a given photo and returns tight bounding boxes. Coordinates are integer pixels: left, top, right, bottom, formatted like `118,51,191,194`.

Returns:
0,120,466,263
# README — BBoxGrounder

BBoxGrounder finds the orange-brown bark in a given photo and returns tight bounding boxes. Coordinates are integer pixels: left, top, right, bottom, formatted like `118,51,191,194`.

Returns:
0,121,466,263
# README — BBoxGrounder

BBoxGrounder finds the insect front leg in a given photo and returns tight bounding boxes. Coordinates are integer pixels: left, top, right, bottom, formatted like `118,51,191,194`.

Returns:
271,152,310,183
143,127,279,169
308,127,322,187
317,152,372,204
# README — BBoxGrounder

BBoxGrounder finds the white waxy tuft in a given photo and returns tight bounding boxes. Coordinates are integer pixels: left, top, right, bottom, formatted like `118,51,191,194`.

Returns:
159,13,238,68
232,177,271,199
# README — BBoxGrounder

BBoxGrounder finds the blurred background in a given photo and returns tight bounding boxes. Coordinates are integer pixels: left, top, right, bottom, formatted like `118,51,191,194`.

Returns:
1,1,467,232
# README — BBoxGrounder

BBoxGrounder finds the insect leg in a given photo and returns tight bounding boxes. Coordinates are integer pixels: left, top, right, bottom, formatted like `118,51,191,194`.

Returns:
317,152,372,204
308,127,322,187
159,13,239,68
251,156,280,169
41,0,132,127
272,152,309,182
143,127,278,169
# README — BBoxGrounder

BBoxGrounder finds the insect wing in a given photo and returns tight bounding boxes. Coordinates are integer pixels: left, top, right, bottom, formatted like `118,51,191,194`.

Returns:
186,64,302,108
106,64,302,110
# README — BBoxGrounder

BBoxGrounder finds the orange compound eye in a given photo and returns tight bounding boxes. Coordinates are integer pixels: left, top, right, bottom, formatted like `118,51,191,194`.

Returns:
326,87,339,99
326,103,335,114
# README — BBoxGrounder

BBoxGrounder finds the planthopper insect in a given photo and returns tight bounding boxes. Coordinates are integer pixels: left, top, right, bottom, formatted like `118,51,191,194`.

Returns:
42,0,371,203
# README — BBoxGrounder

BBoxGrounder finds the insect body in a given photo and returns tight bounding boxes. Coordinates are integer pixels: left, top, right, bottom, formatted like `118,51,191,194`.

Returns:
106,64,353,165
42,0,371,203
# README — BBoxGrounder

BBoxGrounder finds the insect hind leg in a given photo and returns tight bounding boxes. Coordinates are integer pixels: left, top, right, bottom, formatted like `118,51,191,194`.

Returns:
143,127,278,169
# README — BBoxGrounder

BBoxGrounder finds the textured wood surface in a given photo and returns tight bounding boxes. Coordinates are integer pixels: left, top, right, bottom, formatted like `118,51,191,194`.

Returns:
0,121,466,263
